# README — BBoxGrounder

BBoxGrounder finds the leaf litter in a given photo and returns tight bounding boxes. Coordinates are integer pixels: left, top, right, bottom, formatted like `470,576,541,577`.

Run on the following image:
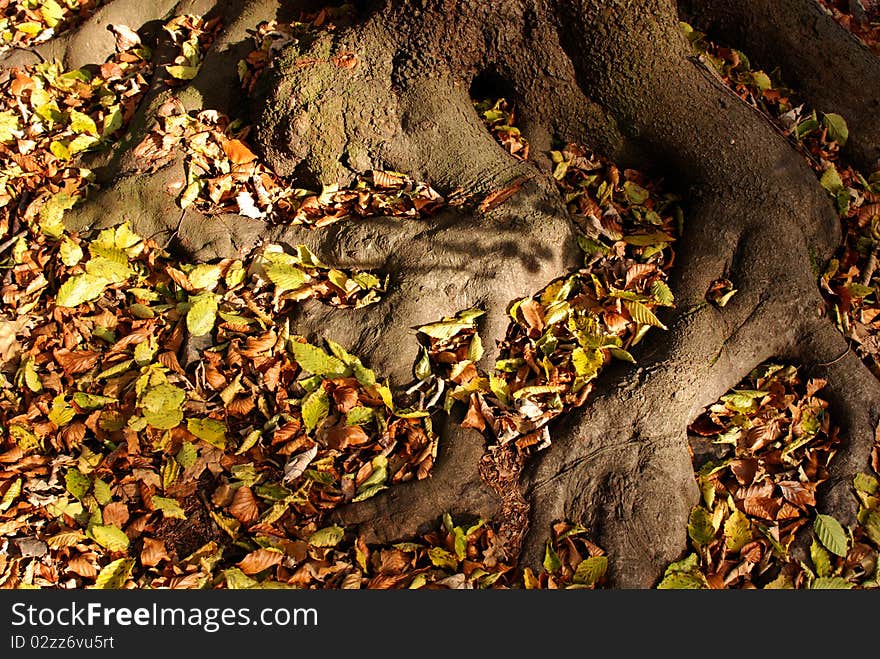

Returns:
661,362,879,589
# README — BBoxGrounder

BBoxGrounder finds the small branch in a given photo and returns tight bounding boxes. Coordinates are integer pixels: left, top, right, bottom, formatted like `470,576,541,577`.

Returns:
861,247,878,286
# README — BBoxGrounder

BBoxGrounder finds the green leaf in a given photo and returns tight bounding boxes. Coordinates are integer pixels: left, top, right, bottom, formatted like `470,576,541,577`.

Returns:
72,392,116,410
864,511,880,545
724,509,752,552
820,167,844,194
68,133,100,155
345,406,374,426
622,181,650,205
223,568,257,589
56,273,109,308
102,105,123,138
650,280,675,307
426,547,458,570
822,113,849,146
140,383,186,430
152,496,186,520
40,0,66,28
90,524,130,552
750,70,772,91
624,299,667,330
571,346,604,381
543,541,562,573
810,537,833,578
59,238,83,266
573,556,608,586
50,140,70,160
186,293,219,337
467,332,484,362
290,341,347,376
0,109,21,142
266,261,308,293
39,192,76,238
49,394,76,427
687,506,716,546
93,479,112,506
188,264,222,291
353,362,376,388
65,467,91,501
810,576,853,590
814,514,848,557
657,553,708,589
176,442,198,469
91,558,135,589
352,484,387,502
70,110,98,137
187,417,227,449
847,283,875,299
854,472,879,495
301,387,329,433
414,346,432,380
308,525,344,547
68,109,98,137
489,373,510,405
622,231,674,246
417,319,473,341
166,64,200,80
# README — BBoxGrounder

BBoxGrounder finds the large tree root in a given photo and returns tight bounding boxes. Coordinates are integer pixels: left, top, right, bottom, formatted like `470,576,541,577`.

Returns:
680,0,880,171
33,0,880,587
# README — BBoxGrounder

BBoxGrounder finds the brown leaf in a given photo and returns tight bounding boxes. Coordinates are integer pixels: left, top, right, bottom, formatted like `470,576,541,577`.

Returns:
741,496,781,520
729,458,758,486
461,395,486,432
241,331,277,358
53,348,100,375
332,52,358,69
140,537,170,567
625,263,656,288
272,420,302,444
743,418,783,452
603,310,630,334
805,378,828,398
60,422,86,450
372,170,404,188
479,178,526,212
226,396,256,417
778,481,816,507
377,548,411,575
228,485,259,525
519,298,546,334
66,555,97,579
237,548,282,575
324,425,370,450
331,386,360,413
102,502,130,528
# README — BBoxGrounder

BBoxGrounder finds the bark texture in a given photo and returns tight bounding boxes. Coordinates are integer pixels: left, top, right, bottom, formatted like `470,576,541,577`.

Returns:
14,0,880,587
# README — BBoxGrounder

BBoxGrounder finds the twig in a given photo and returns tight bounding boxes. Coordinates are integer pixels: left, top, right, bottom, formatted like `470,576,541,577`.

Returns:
861,247,878,286
817,344,851,367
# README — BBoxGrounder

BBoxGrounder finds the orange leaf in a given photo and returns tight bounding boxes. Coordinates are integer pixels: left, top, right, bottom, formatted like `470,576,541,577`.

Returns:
140,537,170,567
237,548,282,575
223,139,257,165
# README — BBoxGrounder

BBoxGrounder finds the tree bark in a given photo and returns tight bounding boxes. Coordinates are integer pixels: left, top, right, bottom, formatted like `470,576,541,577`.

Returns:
680,0,880,171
